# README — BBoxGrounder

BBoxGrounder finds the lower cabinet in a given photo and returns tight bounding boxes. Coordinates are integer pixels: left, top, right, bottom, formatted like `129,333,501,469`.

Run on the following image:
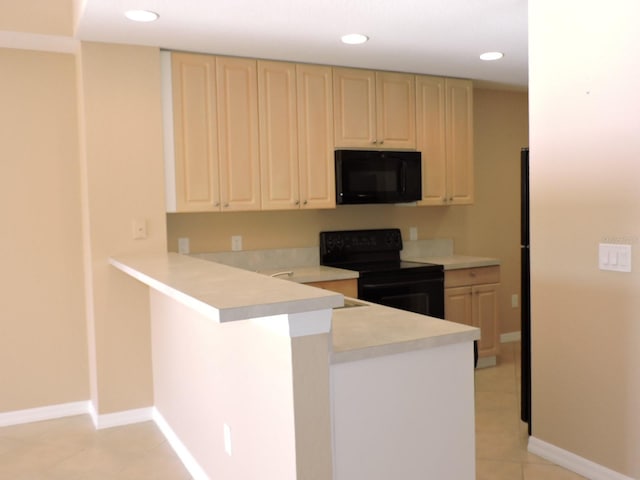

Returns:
444,266,499,362
305,279,357,298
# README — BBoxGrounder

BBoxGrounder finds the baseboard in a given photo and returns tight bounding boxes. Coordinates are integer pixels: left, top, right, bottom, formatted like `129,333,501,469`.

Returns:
0,401,90,428
528,436,634,480
88,404,154,430
500,331,521,343
152,408,209,480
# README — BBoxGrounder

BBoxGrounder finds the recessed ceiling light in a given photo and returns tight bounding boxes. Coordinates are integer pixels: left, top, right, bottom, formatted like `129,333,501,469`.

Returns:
480,51,504,61
341,33,369,45
124,10,160,22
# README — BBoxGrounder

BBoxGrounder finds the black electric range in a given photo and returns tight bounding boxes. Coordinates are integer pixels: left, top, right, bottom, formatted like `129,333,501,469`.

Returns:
319,229,444,318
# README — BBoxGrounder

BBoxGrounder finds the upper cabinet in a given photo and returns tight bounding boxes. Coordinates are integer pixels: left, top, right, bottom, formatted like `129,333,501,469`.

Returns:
216,57,261,211
258,62,335,210
416,76,474,206
165,52,474,212
333,68,416,149
168,52,260,212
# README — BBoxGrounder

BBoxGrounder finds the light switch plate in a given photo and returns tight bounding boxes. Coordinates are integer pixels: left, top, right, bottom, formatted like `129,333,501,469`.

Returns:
599,243,631,272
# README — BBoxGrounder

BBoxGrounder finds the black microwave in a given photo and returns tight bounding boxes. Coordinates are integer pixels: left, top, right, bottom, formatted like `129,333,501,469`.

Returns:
335,150,422,204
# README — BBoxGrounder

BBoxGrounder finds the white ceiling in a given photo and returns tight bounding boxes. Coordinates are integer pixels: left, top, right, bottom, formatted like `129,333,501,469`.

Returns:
76,0,528,90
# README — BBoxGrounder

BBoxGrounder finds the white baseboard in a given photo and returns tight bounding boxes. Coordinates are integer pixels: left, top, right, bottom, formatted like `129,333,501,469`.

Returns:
528,437,634,480
0,401,90,428
500,331,521,343
88,404,154,430
152,408,209,480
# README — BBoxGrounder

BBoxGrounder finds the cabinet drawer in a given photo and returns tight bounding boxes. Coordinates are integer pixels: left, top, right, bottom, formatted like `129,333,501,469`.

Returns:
445,266,500,288
306,279,358,298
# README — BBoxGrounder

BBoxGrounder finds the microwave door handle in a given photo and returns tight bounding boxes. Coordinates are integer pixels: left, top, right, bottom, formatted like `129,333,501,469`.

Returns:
400,161,407,193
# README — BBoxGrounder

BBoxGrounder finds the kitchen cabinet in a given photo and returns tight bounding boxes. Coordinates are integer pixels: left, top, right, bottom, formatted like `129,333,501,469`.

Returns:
168,52,260,212
416,76,474,206
444,266,499,361
333,68,416,149
305,279,357,298
258,61,335,210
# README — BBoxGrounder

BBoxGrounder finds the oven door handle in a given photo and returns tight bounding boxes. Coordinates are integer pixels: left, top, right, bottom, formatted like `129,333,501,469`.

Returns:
360,279,441,289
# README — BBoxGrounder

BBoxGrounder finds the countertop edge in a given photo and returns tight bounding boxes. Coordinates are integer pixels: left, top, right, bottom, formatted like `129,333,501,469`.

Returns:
330,327,480,364
109,253,343,324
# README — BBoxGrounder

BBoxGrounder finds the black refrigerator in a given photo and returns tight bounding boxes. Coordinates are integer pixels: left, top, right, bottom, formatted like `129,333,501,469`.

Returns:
521,147,532,434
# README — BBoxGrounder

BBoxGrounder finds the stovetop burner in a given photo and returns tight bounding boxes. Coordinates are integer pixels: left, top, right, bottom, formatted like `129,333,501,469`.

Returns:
319,228,441,276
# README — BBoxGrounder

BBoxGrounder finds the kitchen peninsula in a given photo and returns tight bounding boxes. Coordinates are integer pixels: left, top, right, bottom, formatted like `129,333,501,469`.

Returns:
110,253,479,480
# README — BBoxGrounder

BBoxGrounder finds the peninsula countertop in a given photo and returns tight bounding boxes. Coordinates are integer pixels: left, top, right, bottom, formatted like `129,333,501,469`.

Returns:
110,253,343,323
331,299,479,364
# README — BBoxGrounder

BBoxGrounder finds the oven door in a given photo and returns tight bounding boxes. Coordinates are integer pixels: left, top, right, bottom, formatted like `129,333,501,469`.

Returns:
358,274,444,319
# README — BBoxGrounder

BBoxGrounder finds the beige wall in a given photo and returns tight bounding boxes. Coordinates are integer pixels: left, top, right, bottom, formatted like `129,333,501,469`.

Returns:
530,1,640,477
0,48,88,412
77,42,167,414
167,88,528,334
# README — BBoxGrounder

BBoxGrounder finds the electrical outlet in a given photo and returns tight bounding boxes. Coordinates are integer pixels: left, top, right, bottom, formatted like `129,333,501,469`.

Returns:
511,294,519,308
409,227,418,241
223,423,232,456
178,237,190,254
231,235,242,251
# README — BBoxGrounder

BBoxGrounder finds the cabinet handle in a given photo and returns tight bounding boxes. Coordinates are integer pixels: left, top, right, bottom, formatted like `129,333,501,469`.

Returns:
303,200,308,205
470,271,477,277
223,203,229,208
379,140,384,145
295,200,300,205
215,202,220,207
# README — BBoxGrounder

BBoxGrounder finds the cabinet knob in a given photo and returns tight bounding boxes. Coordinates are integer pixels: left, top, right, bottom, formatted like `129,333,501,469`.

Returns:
223,203,229,208
295,200,300,205
303,200,308,205
379,140,384,145
215,202,220,207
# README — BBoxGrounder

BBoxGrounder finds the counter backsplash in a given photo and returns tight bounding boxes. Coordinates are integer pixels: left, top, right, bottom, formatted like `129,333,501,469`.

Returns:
191,239,454,270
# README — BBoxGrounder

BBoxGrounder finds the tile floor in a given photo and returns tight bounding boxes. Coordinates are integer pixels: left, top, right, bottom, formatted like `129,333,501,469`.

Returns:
0,341,585,479
475,341,585,480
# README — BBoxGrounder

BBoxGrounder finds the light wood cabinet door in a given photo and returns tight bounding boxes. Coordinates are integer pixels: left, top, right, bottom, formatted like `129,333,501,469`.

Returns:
375,71,416,149
258,61,299,210
333,68,416,149
445,78,474,205
416,76,474,206
216,56,261,211
333,67,377,148
444,286,473,326
297,64,335,209
258,63,335,210
416,75,447,205
444,266,500,361
473,283,499,357
171,52,220,212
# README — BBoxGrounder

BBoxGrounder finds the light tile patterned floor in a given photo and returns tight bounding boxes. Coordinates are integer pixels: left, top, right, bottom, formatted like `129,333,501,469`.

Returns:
475,341,586,480
0,341,586,479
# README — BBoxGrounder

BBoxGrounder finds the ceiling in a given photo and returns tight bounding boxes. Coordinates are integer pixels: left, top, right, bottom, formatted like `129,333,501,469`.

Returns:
76,0,528,90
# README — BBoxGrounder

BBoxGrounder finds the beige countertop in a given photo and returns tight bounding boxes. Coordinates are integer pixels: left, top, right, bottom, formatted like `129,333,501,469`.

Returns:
331,299,479,364
402,254,500,270
257,265,358,283
110,253,478,362
110,253,343,323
